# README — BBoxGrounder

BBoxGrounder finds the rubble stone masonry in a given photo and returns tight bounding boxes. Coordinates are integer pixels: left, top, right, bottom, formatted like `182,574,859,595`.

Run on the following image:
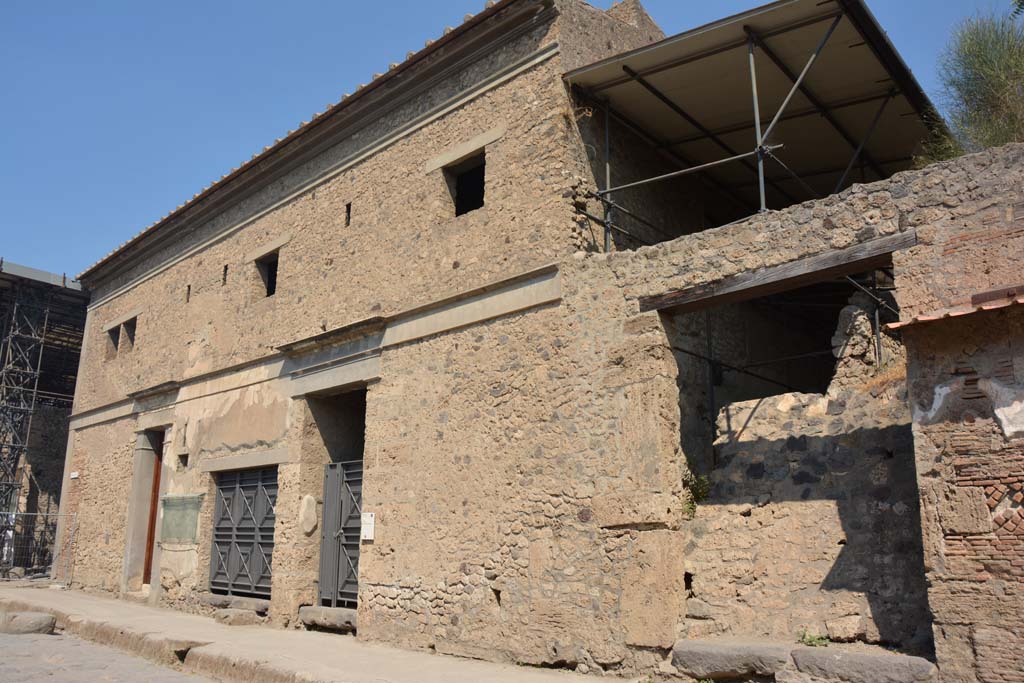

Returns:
56,0,1024,673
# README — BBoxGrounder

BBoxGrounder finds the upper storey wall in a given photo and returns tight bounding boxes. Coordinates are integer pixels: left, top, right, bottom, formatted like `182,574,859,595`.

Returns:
74,0,673,416
77,19,571,414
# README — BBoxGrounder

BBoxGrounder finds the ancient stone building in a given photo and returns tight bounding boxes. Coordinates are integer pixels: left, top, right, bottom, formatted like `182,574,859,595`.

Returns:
54,0,1023,680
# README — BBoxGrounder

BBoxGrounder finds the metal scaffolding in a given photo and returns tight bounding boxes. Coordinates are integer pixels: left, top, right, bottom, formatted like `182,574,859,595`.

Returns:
564,0,941,252
0,260,86,521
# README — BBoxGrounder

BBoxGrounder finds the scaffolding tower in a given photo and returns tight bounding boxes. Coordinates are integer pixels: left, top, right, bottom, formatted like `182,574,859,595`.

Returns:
0,260,86,522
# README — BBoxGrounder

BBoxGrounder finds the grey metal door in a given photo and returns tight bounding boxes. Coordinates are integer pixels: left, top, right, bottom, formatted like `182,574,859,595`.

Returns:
210,467,277,599
319,459,362,608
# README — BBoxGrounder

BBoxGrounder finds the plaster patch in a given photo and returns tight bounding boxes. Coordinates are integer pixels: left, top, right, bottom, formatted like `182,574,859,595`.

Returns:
978,378,1024,439
913,379,960,424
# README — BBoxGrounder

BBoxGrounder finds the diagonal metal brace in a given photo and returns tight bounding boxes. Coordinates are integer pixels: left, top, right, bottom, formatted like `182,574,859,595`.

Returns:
622,65,797,205
745,20,886,178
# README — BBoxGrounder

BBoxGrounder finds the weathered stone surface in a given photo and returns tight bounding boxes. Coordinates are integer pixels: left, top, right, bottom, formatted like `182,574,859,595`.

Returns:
671,639,792,677
673,297,930,653
298,606,357,632
299,494,318,536
0,611,56,634
197,592,269,615
792,646,937,683
212,608,262,626
939,487,992,535
825,615,866,643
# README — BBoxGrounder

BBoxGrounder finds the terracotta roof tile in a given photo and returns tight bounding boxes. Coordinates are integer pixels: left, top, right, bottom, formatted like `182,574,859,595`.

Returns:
886,295,1024,330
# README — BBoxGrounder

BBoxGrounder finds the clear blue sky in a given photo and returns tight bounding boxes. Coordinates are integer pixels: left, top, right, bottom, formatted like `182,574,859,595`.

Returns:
0,0,1005,278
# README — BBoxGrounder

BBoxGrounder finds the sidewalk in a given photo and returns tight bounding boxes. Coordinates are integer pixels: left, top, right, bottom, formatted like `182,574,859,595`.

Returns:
0,586,593,683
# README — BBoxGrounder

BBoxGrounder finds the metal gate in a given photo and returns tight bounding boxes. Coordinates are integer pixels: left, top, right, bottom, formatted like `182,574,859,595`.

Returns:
210,467,277,599
319,459,362,608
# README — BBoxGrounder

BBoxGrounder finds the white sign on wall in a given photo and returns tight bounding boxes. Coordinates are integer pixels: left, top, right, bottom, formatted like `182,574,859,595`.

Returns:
360,512,375,542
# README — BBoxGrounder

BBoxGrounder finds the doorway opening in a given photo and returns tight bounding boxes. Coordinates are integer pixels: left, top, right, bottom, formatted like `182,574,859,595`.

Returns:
306,388,367,610
141,428,165,586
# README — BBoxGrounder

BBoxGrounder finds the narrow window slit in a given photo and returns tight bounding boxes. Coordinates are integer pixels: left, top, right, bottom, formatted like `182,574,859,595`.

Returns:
256,251,279,298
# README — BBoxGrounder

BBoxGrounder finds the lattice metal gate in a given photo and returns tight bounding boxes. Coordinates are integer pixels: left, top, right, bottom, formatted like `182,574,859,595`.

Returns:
319,459,362,608
210,467,277,599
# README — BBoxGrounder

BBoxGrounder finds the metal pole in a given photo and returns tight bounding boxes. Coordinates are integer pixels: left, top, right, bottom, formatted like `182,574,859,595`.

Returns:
704,310,717,464
833,91,895,193
598,144,782,196
589,194,677,242
745,24,886,179
763,148,820,198
872,272,883,366
747,33,767,212
603,101,613,253
623,65,797,205
586,93,757,213
761,13,843,143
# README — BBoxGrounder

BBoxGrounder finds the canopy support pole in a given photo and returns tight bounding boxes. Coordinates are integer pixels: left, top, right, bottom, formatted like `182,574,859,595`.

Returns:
834,90,895,193
747,33,767,212
760,13,843,142
603,100,613,252
622,65,797,205
744,21,886,178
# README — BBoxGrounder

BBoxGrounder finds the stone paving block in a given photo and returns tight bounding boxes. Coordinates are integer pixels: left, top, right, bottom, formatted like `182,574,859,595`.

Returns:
671,639,793,677
213,608,262,626
792,646,937,683
298,605,356,631
0,611,56,634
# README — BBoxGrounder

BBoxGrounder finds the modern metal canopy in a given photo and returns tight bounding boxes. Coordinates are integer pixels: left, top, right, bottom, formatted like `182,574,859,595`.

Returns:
564,0,940,249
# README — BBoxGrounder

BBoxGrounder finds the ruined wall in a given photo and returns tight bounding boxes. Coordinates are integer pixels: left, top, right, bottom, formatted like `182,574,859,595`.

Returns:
902,311,1024,683
570,108,707,249
664,300,837,475
894,144,1024,321
889,144,1024,683
679,301,932,655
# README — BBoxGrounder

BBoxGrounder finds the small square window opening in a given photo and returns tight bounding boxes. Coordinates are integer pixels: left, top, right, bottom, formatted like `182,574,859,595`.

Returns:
256,251,279,298
106,327,120,360
446,151,486,216
122,317,137,351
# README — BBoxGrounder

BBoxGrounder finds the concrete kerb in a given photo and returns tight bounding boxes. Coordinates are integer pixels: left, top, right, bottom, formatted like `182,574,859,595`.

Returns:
0,587,593,683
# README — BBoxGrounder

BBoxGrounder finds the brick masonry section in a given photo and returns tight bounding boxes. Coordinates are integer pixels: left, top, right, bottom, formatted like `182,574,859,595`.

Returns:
893,145,1024,683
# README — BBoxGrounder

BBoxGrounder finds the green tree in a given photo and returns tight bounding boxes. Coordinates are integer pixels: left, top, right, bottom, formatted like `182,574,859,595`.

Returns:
919,12,1024,164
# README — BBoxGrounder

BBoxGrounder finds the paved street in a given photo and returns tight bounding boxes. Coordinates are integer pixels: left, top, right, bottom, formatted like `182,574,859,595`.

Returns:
0,633,214,683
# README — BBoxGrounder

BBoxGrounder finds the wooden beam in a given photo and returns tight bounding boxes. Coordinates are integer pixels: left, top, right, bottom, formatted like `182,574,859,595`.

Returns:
638,230,917,313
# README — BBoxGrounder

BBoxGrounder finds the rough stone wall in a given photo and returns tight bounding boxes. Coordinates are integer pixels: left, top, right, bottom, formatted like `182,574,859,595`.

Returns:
663,300,839,475
62,417,137,591
554,0,664,74
75,0,676,418
74,20,572,415
22,403,71,515
569,105,707,249
892,144,1024,320
355,259,688,671
890,144,1024,683
679,301,932,655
